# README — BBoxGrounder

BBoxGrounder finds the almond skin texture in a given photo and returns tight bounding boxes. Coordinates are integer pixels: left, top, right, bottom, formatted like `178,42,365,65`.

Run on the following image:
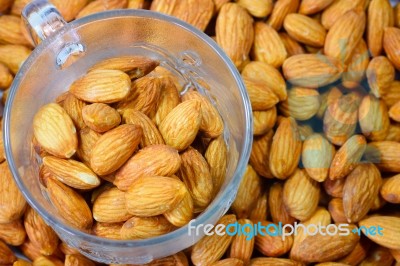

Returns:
163,188,193,227
120,216,174,240
159,99,202,151
92,187,132,223
302,133,335,182
89,55,159,79
324,10,366,64
82,103,121,133
179,147,213,212
0,219,26,246
283,169,320,221
279,32,306,56
269,117,302,179
381,174,400,203
383,27,400,70
229,219,254,264
338,238,371,265
367,56,395,98
329,135,367,180
76,0,128,18
65,254,95,266
266,0,300,30
0,15,30,46
250,130,274,179
43,156,101,190
389,101,400,122
125,176,187,217
282,54,344,88
342,39,370,89
182,90,224,138
299,0,334,15
0,240,16,264
62,93,87,130
283,14,326,47
242,61,287,101
191,214,237,266
69,69,131,103
236,0,273,18
0,163,27,223
0,44,31,74
216,3,254,69
367,0,394,57
342,163,382,223
46,178,93,230
92,222,123,240
50,0,89,21
381,81,400,108
205,135,228,196
243,77,279,111
321,0,366,29
211,258,244,266
364,141,400,172
359,246,394,266
33,103,78,159
154,76,181,127
24,207,59,256
252,22,287,68
279,87,321,121
0,63,12,90
114,144,181,191
359,216,400,250
253,108,277,136
249,258,302,266
76,127,101,165
269,183,296,225
328,198,347,224
255,221,294,257
358,94,390,141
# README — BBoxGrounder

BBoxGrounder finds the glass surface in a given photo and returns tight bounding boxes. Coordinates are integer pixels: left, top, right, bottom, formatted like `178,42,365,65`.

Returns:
3,9,252,263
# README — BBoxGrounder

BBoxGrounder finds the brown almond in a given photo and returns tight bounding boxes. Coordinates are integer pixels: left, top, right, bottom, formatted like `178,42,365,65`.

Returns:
269,117,302,179
159,99,202,151
92,222,123,240
90,124,142,176
382,81,400,108
269,183,296,225
76,0,128,18
343,163,382,222
0,240,16,264
283,14,326,47
0,0,13,13
279,32,306,56
255,220,293,257
120,216,174,239
82,103,121,133
367,56,395,98
381,174,400,203
359,216,400,250
205,135,228,196
154,76,181,127
389,101,400,122
250,130,274,179
237,0,272,18
243,77,279,111
211,258,244,266
282,54,344,88
0,63,12,90
33,103,78,159
69,69,131,103
249,192,268,222
338,237,371,265
249,258,302,266
0,15,31,46
324,178,345,197
50,0,89,21
46,178,93,230
65,254,95,266
62,93,86,130
359,245,394,266
0,219,26,246
76,127,101,165
252,22,287,68
383,27,400,70
163,188,193,227
114,144,181,191
0,44,31,74
321,0,366,29
299,0,335,15
328,198,347,223
92,187,132,223
364,141,400,172
127,0,145,9
329,135,367,180
317,86,342,119
267,0,300,30
279,87,321,121
125,176,187,217
253,108,277,136
342,39,370,89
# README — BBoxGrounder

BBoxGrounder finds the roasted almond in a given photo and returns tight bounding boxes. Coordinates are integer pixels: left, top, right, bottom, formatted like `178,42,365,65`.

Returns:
389,101,400,122
236,0,273,18
0,15,31,46
283,13,326,47
76,0,128,18
279,87,320,121
367,56,395,98
0,240,16,264
120,216,174,239
249,130,274,179
0,219,26,246
205,135,228,196
342,39,370,89
76,127,101,165
279,32,306,56
62,93,86,130
154,76,181,127
328,198,347,224
92,222,123,240
299,0,335,15
321,0,366,29
249,258,302,266
0,63,12,90
0,44,31,74
255,220,293,257
249,192,268,222
338,237,371,265
50,0,89,21
243,77,279,111
266,0,300,30
92,187,132,223
381,174,400,203
65,254,95,266
253,108,277,136
364,141,400,172
269,182,296,225
359,216,400,250
211,258,244,266
82,103,121,133
383,27,400,70
163,188,193,227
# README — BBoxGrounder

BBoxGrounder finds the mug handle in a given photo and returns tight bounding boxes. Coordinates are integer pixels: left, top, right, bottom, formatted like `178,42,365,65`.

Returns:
22,0,67,46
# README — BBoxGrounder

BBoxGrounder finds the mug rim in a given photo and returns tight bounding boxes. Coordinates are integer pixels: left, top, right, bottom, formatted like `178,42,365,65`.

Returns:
3,8,253,249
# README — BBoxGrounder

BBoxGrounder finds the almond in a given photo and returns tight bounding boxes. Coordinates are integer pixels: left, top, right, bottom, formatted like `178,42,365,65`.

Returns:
302,133,335,182
33,256,63,266
90,124,142,176
216,3,254,69
252,22,287,68
46,177,93,230
367,0,394,57
182,90,224,138
342,39,370,89
159,99,202,151
0,129,4,164
50,0,89,21
14,259,33,266
150,0,214,31
269,117,302,179
364,141,400,172
329,135,367,180
279,87,321,121
382,81,400,108
0,63,12,90
0,219,26,246
253,108,277,136
163,188,193,227
283,14,326,47
0,0,13,12
82,103,121,133
359,216,400,250
283,169,320,221
381,174,400,203
386,122,400,142
343,163,382,223
62,93,86,129
323,93,360,146
0,240,16,264
33,103,78,159
279,32,306,57
24,207,58,256
120,216,174,239
236,0,273,18
367,56,395,98
0,44,31,74
250,130,274,179
249,258,302,266
243,77,279,111
0,163,27,223
89,55,159,79
267,0,300,30
249,192,268,222
255,220,293,257
76,127,101,165
154,76,181,127
92,187,132,223
338,237,371,265
269,183,296,225
328,198,347,223
324,10,366,64
20,239,42,261
116,76,161,118
299,0,335,15
231,165,262,219
359,245,394,266
282,54,344,88
65,254,95,266
76,0,128,18
211,258,244,266
383,27,400,70
242,61,287,101
125,176,187,216
389,101,400,122
127,0,145,9
114,144,180,190
69,69,131,103
191,214,237,266
324,178,345,197
205,135,228,196
92,222,123,240
0,15,31,46
358,94,390,141
321,0,366,29
228,219,255,263
43,156,101,190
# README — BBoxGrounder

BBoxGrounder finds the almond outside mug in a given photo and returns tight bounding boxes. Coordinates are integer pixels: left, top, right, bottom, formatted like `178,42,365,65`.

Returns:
2,0,252,263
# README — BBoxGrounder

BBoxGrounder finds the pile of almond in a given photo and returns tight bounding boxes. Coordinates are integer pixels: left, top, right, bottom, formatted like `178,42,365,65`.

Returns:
1,0,400,265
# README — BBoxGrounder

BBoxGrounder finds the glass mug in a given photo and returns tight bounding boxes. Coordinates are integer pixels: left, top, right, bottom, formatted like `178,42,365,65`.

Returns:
3,0,252,263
